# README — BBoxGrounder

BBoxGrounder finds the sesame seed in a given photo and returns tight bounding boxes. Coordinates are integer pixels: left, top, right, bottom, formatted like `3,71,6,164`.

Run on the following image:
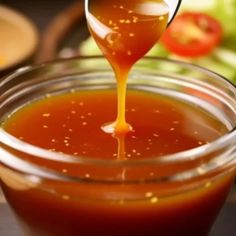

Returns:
173,121,180,124
127,50,132,56
150,197,159,204
132,17,138,23
145,192,154,198
85,173,90,178
205,182,212,188
49,148,56,152
154,109,160,113
42,113,50,117
62,195,70,200
119,199,124,205
197,167,206,175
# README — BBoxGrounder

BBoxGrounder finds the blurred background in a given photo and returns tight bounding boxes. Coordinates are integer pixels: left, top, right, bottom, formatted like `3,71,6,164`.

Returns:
1,0,236,79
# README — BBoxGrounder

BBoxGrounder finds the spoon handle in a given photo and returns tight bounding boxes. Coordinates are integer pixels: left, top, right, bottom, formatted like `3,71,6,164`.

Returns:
166,0,182,26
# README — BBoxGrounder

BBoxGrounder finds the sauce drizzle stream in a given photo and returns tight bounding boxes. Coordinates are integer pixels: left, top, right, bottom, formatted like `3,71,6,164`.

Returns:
86,0,169,134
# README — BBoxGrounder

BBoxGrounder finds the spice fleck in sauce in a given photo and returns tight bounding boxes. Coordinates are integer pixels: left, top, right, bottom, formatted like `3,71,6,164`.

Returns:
86,0,169,133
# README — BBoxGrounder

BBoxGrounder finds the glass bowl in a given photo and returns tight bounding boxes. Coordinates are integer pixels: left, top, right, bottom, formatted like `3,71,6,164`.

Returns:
0,56,236,236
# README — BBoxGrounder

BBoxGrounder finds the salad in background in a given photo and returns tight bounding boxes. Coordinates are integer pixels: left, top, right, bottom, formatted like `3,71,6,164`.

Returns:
79,0,236,81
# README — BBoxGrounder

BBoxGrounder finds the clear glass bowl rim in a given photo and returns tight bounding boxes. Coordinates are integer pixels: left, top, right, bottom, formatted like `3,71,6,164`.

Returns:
1,55,236,169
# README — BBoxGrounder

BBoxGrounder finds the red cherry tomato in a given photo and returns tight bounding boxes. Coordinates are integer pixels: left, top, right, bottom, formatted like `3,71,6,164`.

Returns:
162,12,223,57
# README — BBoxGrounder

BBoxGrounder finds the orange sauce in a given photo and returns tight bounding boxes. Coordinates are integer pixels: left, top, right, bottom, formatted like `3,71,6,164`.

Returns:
86,0,169,133
1,89,234,236
2,90,228,160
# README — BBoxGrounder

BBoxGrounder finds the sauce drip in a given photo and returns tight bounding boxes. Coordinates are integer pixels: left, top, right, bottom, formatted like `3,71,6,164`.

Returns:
86,0,169,133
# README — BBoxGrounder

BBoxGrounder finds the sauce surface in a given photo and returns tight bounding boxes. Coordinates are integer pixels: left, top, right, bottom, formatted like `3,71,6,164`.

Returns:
3,90,227,161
